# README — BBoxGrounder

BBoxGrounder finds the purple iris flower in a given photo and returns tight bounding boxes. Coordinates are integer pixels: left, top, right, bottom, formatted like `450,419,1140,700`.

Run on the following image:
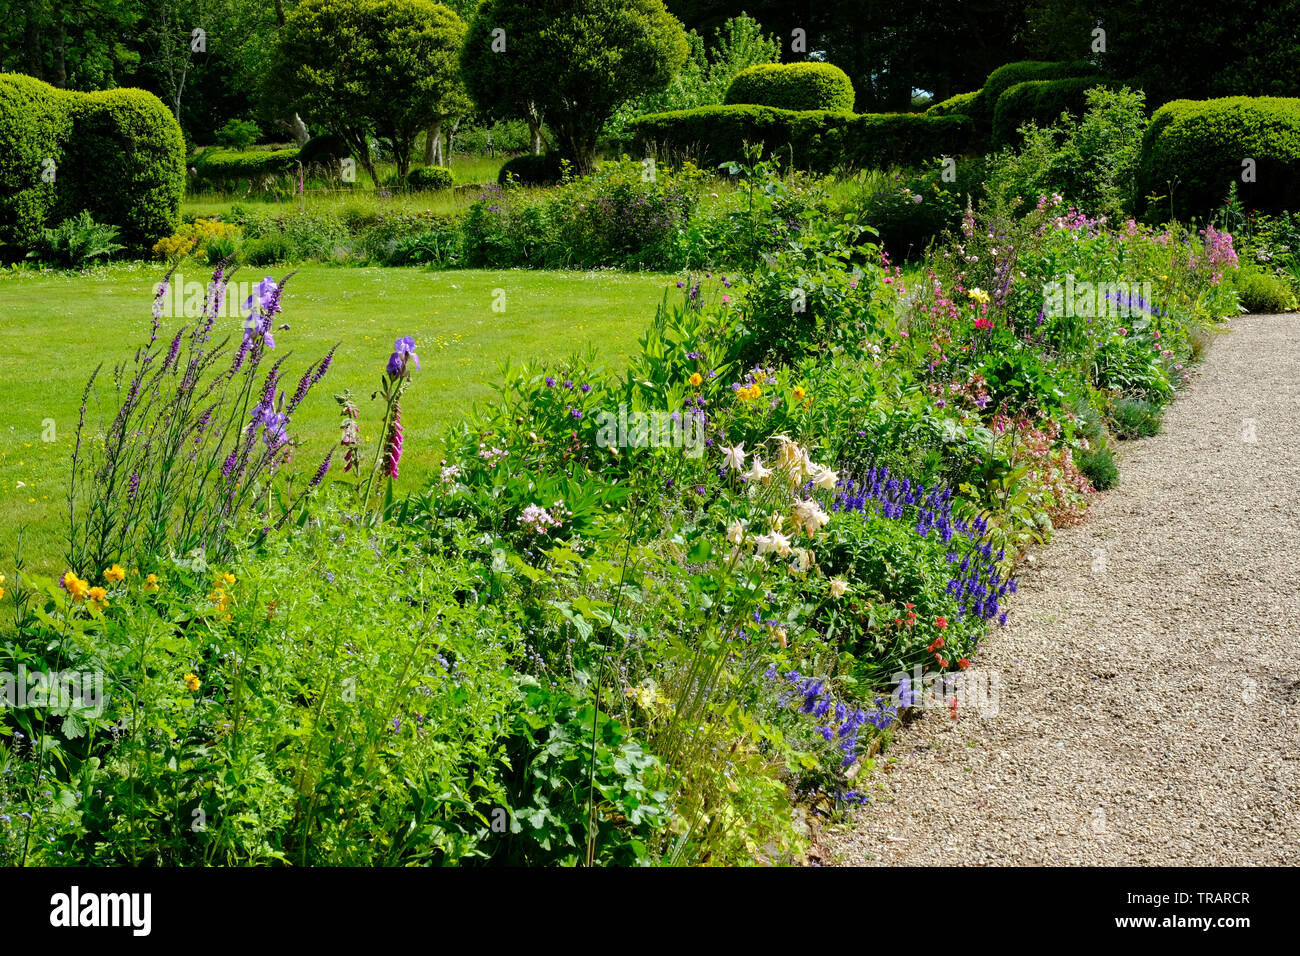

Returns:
386,336,420,379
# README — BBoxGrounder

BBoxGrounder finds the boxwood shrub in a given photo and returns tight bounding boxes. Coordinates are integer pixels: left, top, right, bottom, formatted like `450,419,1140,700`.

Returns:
992,77,1116,147
629,105,974,172
1138,96,1300,220
926,90,980,118
192,148,301,186
724,62,856,112
407,165,454,191
498,152,566,187
0,73,183,256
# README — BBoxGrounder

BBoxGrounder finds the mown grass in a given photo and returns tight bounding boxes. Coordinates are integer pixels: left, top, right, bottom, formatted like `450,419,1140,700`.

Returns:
0,262,676,572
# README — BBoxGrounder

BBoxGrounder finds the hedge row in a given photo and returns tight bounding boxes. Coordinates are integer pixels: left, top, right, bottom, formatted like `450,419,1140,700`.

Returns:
0,73,184,255
992,76,1118,147
724,62,856,113
629,105,976,172
191,148,302,184
1138,96,1300,219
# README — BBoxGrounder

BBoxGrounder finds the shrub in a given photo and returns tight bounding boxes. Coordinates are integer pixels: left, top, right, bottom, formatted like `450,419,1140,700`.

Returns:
151,217,239,261
977,59,1097,125
1235,267,1297,313
992,76,1116,148
1138,96,1300,221
296,132,352,171
407,165,454,191
25,210,124,267
192,148,301,186
851,158,986,261
215,118,261,150
1076,443,1119,490
0,74,184,256
241,234,295,265
497,152,567,187
629,105,975,171
1112,396,1162,438
724,62,855,112
926,90,980,117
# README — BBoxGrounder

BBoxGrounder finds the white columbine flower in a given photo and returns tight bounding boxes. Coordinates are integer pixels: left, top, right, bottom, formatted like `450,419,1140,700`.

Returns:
744,455,772,484
754,531,792,557
722,443,747,472
829,577,848,599
725,519,747,545
790,499,830,537
791,547,813,573
810,464,839,490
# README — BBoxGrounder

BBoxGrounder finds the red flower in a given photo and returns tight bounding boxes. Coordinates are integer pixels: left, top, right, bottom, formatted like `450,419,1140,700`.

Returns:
935,616,948,630
894,617,903,626
928,637,945,652
973,317,992,331
936,656,949,668
958,658,971,670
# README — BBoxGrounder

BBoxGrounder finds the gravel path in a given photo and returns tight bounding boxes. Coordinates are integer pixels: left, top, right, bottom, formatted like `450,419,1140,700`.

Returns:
829,312,1300,866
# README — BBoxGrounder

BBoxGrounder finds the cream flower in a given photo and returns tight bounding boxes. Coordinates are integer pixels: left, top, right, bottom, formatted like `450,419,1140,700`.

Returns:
810,464,839,490
743,455,772,484
721,443,747,472
790,499,830,537
725,519,748,545
829,577,849,599
791,547,813,573
754,531,793,557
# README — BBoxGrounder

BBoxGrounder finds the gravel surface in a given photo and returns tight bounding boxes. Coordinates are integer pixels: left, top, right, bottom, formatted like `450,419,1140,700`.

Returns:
829,312,1300,866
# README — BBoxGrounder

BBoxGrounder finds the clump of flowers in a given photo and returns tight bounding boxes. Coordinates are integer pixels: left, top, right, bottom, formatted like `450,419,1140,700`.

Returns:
151,218,238,261
518,502,566,535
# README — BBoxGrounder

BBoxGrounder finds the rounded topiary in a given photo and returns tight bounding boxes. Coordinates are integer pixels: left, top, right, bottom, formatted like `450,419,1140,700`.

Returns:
297,133,352,170
724,62,855,113
407,165,454,191
0,73,183,256
498,152,566,187
992,76,1114,147
1138,97,1300,220
926,90,980,118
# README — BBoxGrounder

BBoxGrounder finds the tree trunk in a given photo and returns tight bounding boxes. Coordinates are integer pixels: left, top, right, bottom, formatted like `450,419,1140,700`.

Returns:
527,101,543,155
423,118,443,166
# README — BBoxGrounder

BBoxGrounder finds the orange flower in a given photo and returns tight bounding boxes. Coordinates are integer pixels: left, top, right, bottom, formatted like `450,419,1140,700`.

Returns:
88,586,108,612
63,572,90,602
104,564,125,584
183,672,201,691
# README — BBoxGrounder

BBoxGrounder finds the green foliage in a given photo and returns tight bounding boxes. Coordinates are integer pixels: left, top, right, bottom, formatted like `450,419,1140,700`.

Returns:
270,0,470,182
604,12,780,143
296,133,352,171
629,105,975,172
1138,96,1300,221
991,76,1117,148
406,165,454,191
192,148,301,186
497,153,566,187
926,90,981,117
1076,443,1119,490
977,59,1098,128
1234,266,1297,313
215,118,262,151
462,0,690,173
1112,396,1162,438
850,158,986,261
0,73,184,257
724,62,856,113
25,210,125,267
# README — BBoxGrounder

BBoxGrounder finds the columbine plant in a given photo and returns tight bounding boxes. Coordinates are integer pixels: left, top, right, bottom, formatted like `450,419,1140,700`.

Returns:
356,336,419,509
67,263,336,574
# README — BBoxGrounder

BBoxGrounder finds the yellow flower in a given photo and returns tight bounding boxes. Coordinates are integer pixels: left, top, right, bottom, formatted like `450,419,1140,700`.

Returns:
88,586,109,612
63,571,90,602
689,372,703,387
105,564,125,584
0,571,5,599
144,573,161,592
968,287,990,304
220,572,236,587
183,672,201,692
792,385,806,400
208,587,230,612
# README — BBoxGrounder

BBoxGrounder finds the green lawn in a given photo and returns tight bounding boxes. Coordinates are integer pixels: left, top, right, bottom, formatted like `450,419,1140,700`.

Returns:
0,263,676,572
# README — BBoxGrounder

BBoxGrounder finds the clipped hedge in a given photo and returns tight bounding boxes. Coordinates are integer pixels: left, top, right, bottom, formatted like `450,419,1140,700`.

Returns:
992,76,1116,147
725,62,856,113
192,148,301,184
0,73,183,256
926,90,980,118
498,153,567,187
629,105,975,173
407,165,454,191
1138,96,1300,219
297,133,351,170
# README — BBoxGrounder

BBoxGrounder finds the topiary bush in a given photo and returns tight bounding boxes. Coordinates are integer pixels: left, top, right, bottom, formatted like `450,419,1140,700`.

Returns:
926,90,980,118
0,73,184,257
498,152,567,187
724,62,855,112
407,165,454,191
191,148,301,186
1138,97,1300,221
296,133,351,171
992,77,1116,147
629,105,974,172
